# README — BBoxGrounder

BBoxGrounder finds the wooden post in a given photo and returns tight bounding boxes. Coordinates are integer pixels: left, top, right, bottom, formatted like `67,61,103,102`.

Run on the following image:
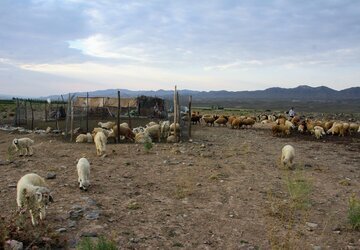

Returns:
188,95,192,139
55,98,59,130
173,86,177,139
16,98,19,126
45,102,48,122
176,91,180,138
70,100,74,142
29,101,34,130
86,92,89,133
65,93,70,138
128,103,132,129
117,90,121,143
24,100,28,126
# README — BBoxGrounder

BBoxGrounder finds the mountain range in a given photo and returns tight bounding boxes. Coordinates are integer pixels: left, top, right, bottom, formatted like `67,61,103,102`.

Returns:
42,85,360,101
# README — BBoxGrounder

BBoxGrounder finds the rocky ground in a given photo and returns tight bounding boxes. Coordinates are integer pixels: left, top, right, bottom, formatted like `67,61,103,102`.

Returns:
0,123,359,249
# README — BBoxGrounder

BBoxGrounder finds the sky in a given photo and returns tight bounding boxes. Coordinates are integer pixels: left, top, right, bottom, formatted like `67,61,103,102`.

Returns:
0,0,360,97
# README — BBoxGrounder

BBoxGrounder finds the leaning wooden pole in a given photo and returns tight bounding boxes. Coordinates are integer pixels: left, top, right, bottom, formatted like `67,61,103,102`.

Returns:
70,100,74,142
188,95,192,139
176,91,180,139
173,85,177,139
86,92,89,133
128,103,132,129
117,90,121,143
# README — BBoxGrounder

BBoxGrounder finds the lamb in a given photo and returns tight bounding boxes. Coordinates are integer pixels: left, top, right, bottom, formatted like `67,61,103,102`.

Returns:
16,173,53,226
77,158,90,191
281,145,295,169
166,135,179,143
349,123,359,135
314,126,325,139
327,122,345,136
94,131,107,156
12,138,34,156
98,121,116,130
75,133,93,143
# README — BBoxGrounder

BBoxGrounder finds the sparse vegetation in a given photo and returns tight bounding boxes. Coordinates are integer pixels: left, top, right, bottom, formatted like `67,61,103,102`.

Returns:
77,236,117,250
143,141,153,152
127,201,141,210
285,172,312,209
348,194,360,230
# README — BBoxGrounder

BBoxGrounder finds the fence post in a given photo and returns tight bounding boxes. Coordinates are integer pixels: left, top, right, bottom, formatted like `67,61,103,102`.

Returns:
117,90,121,143
128,103,131,129
29,101,34,130
70,100,74,142
24,101,28,126
86,92,89,133
188,95,192,139
55,98,59,130
173,86,177,139
65,93,70,138
45,102,48,122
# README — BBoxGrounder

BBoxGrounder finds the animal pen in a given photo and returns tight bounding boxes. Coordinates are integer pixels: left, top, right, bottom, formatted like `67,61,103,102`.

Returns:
1,88,193,142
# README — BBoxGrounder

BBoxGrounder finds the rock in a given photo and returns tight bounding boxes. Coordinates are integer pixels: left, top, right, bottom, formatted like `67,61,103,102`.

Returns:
5,240,23,250
81,232,98,237
85,210,100,220
306,222,318,230
56,228,67,233
68,221,76,228
304,164,313,168
69,206,84,220
130,238,139,243
200,144,206,148
46,172,56,179
8,184,17,188
196,183,202,187
313,246,321,250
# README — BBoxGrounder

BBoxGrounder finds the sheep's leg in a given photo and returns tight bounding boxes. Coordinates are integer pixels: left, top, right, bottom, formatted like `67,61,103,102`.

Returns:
30,210,37,226
28,146,33,156
40,207,46,220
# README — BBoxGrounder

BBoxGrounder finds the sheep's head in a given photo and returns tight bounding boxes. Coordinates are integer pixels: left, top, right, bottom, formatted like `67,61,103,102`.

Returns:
79,179,90,191
34,187,54,205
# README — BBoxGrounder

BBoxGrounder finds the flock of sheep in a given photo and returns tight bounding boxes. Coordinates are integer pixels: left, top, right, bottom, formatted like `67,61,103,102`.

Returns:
189,112,360,139
8,110,359,227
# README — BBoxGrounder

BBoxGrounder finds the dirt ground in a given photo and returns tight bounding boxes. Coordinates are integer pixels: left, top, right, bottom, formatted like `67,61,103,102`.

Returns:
0,123,359,249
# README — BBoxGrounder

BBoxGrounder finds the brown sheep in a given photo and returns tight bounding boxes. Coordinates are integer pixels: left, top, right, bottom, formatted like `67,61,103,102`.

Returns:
243,118,256,128
202,116,215,126
215,117,228,126
272,124,290,136
111,125,135,141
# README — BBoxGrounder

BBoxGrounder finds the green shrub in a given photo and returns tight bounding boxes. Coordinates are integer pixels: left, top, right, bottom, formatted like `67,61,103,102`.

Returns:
77,236,117,250
348,194,360,230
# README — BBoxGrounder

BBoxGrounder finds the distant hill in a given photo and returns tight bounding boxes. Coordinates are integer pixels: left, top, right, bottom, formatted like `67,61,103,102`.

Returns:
41,85,360,101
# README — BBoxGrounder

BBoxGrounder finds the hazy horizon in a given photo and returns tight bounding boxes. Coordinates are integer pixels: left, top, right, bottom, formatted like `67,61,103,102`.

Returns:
1,0,360,96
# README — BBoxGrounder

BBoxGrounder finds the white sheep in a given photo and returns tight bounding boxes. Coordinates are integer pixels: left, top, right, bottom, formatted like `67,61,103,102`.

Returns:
281,145,295,169
16,173,53,226
75,133,93,143
98,121,115,130
132,126,145,134
94,131,107,156
160,121,170,139
146,121,158,128
12,138,34,156
314,126,325,139
134,131,152,144
145,124,161,142
77,158,90,191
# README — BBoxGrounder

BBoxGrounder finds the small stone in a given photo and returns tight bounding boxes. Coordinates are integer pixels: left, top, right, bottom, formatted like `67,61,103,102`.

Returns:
68,221,76,228
5,240,23,250
304,164,312,168
56,228,67,233
129,238,139,243
248,187,253,191
196,183,202,187
313,246,321,250
200,144,206,148
85,210,100,220
229,214,234,218
8,184,17,188
81,232,98,237
306,222,318,230
46,172,56,179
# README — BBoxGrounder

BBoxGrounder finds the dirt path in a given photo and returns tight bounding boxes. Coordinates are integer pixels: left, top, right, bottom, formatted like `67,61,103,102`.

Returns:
0,124,359,249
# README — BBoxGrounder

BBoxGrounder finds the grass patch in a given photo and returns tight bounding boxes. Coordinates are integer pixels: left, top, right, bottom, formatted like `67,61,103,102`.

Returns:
77,236,117,250
348,194,360,230
127,201,141,210
285,172,312,210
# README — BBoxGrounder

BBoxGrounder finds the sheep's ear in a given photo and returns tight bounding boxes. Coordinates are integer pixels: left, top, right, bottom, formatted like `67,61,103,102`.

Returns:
35,191,43,202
